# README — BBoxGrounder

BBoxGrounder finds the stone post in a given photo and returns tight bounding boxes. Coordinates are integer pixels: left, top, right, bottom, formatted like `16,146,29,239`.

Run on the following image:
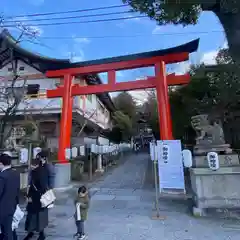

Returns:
96,154,104,173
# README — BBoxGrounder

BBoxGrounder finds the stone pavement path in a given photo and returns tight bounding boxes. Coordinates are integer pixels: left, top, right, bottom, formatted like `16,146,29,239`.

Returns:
18,153,240,239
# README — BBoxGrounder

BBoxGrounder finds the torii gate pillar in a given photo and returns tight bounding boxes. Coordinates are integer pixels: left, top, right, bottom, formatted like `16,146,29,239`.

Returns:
155,61,173,140
58,74,73,163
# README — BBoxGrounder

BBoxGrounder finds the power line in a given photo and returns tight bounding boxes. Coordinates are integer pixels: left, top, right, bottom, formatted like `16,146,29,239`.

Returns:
39,30,224,40
5,4,128,19
1,15,147,28
4,10,133,23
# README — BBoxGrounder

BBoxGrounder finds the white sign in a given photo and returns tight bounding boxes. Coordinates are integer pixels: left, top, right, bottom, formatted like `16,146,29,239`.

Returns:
157,140,185,192
65,148,71,160
33,147,42,159
207,152,219,171
80,146,85,156
149,142,158,161
182,149,193,168
20,148,28,164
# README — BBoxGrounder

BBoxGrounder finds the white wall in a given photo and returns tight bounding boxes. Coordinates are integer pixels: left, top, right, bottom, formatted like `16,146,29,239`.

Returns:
0,60,112,129
98,136,109,145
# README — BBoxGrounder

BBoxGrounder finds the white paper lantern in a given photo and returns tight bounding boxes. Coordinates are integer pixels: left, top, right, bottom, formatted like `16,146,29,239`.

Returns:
98,146,103,154
71,147,78,158
33,147,42,159
207,152,219,171
20,148,28,164
182,149,193,168
91,144,96,153
79,146,85,156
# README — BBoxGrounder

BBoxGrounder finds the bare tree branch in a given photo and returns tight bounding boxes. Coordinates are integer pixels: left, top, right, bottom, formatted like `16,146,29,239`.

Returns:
0,20,40,148
76,109,98,137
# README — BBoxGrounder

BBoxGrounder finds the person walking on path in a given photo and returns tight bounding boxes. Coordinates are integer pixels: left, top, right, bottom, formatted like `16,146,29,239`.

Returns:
24,151,54,240
0,153,20,240
74,186,90,240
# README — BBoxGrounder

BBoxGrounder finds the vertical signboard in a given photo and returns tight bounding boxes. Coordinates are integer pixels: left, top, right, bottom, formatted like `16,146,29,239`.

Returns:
157,140,185,193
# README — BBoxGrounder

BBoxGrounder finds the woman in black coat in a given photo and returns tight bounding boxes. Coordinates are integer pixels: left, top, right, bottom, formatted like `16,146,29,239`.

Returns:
24,152,54,240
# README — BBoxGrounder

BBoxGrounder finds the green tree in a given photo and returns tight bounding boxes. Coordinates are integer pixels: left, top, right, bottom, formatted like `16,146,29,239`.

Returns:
140,47,240,141
113,92,137,119
169,47,240,142
113,92,139,136
141,92,160,139
123,0,240,63
107,110,133,143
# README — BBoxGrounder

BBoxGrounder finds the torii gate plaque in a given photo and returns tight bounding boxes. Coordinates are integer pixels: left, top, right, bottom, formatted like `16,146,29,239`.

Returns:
46,39,199,164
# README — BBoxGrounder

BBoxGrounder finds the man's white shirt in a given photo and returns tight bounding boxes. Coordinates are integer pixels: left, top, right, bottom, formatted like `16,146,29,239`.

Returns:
0,165,11,172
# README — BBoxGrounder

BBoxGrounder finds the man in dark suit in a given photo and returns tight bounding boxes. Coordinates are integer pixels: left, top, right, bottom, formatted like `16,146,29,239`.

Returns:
0,153,20,240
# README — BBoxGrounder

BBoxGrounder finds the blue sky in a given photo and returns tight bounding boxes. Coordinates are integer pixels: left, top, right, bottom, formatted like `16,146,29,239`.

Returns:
1,0,227,99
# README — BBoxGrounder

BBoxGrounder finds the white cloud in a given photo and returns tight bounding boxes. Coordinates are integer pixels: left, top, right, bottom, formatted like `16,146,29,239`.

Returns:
116,71,124,77
74,37,91,44
222,41,228,49
68,36,92,63
129,90,149,104
152,26,162,34
200,50,218,65
116,14,142,28
9,17,43,37
98,71,124,78
70,49,85,62
200,41,229,65
174,61,191,75
109,90,149,104
125,15,141,22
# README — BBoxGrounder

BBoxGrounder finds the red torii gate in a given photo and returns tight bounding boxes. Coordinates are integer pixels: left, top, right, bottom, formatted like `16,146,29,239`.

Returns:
46,39,199,164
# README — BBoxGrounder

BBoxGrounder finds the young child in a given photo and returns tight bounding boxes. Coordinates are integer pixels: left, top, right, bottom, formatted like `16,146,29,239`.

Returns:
74,186,90,240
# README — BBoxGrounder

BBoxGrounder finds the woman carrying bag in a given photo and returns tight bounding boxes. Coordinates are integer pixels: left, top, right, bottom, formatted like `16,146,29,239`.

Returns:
24,151,55,240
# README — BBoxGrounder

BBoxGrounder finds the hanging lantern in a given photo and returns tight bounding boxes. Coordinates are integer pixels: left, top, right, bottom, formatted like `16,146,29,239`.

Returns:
207,152,219,171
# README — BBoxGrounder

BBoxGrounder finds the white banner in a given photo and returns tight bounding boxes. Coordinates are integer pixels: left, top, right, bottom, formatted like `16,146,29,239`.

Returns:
157,140,185,192
149,142,158,161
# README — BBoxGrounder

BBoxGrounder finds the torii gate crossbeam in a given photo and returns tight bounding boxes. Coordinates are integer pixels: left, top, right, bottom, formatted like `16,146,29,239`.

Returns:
46,39,199,163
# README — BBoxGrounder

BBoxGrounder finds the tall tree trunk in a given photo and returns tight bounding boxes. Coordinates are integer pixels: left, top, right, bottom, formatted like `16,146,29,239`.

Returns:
214,10,240,63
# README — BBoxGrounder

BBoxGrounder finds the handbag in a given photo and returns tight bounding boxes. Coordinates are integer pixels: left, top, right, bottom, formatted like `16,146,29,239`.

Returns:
32,183,56,208
12,205,24,230
40,189,56,208
0,205,24,233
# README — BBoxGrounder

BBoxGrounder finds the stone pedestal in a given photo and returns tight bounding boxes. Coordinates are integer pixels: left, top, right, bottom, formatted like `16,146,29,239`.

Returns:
54,163,71,188
194,144,232,155
190,167,240,216
193,154,239,168
95,154,104,173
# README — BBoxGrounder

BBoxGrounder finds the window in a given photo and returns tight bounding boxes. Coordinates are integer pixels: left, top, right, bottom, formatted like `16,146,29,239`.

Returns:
19,66,25,71
26,84,40,98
